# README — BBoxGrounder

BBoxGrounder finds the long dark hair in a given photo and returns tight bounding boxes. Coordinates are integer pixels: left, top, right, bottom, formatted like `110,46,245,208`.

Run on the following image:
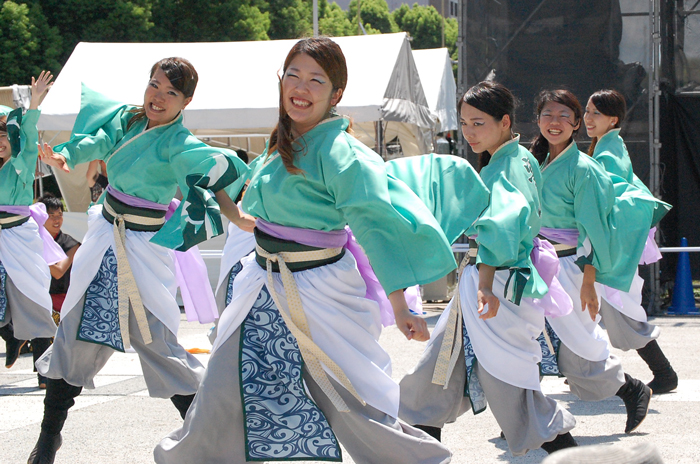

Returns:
458,81,516,172
586,89,626,157
269,37,348,175
530,89,583,164
127,57,199,130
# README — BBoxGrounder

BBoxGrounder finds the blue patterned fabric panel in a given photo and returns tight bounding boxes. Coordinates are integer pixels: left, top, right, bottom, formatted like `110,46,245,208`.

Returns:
462,321,487,414
0,261,7,322
239,282,341,462
538,320,561,376
225,261,244,306
77,248,124,352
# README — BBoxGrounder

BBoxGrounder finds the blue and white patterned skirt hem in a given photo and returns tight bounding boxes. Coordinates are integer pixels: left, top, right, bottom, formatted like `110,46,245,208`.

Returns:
238,281,341,462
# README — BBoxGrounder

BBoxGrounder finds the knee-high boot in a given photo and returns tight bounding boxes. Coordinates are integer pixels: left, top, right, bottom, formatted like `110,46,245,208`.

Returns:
0,323,26,368
27,378,83,464
616,373,652,434
636,339,678,394
31,338,53,388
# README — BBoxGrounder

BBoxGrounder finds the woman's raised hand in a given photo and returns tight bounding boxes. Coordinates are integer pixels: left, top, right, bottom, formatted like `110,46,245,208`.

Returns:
30,71,55,110
38,143,70,173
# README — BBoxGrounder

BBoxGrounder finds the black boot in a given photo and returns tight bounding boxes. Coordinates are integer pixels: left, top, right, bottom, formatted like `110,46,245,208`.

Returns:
31,338,52,388
414,424,441,442
0,323,27,368
28,378,82,464
170,393,195,419
540,432,578,454
637,340,678,394
616,373,652,433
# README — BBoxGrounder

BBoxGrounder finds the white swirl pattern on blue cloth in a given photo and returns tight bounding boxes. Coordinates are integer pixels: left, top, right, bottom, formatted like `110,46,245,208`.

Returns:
225,261,244,307
239,280,341,461
77,248,124,351
462,322,487,414
538,320,561,376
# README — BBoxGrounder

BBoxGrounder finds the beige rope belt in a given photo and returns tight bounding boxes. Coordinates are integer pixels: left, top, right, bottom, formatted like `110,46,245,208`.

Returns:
0,214,26,226
432,254,471,388
255,243,365,413
103,201,166,349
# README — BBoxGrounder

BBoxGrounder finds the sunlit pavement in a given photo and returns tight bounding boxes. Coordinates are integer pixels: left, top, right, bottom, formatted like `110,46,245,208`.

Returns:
2,307,699,463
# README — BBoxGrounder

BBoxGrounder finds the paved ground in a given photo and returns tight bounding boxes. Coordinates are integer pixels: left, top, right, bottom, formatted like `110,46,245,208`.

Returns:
2,306,699,463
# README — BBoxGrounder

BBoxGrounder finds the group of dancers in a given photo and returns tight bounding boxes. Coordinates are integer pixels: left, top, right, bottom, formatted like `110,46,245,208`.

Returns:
0,37,677,464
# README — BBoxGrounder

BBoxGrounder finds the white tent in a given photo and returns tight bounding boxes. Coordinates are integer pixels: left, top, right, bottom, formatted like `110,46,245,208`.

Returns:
38,33,435,211
412,48,458,133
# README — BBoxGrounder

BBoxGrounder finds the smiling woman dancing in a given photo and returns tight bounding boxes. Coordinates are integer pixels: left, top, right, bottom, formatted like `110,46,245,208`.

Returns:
155,37,456,464
584,89,676,394
28,57,252,463
532,89,665,435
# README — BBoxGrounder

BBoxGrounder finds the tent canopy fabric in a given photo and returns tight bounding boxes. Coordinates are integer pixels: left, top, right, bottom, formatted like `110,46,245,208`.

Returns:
412,48,458,132
38,33,435,132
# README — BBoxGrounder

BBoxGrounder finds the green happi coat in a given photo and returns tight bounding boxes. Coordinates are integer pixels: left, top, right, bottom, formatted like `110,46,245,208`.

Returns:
540,141,656,291
384,153,490,246
592,129,671,227
55,85,249,250
0,108,40,206
467,137,548,301
241,116,456,294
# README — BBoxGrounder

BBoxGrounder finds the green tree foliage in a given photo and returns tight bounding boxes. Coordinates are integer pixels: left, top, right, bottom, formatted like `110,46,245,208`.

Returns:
265,0,311,40
318,1,354,37
31,0,154,62
347,0,397,35
150,0,269,42
0,1,62,84
393,3,457,54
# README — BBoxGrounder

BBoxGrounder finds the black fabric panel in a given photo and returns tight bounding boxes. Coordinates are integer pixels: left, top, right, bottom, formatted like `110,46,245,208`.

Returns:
659,93,700,280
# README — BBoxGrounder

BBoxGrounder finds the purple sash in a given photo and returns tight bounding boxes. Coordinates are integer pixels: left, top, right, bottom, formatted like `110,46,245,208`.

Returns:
166,199,218,324
538,227,626,308
0,204,68,265
640,227,662,265
256,218,396,327
530,237,572,318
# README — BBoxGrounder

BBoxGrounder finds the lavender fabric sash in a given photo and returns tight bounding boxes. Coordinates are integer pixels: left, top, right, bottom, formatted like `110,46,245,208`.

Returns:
0,204,67,265
103,187,218,324
538,227,626,308
530,237,572,318
106,185,170,211
256,218,396,327
640,227,662,265
166,200,218,324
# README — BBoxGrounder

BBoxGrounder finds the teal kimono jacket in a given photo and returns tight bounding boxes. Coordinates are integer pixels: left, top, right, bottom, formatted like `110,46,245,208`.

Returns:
242,116,456,294
55,85,249,251
466,137,548,301
592,129,671,227
0,108,40,206
540,141,656,291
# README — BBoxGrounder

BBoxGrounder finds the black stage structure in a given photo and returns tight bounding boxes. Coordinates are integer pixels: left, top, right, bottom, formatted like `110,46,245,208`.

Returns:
455,0,700,312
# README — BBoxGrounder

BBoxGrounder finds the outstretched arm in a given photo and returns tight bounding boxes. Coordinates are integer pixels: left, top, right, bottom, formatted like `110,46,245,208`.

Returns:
214,189,256,233
29,71,54,110
38,142,70,173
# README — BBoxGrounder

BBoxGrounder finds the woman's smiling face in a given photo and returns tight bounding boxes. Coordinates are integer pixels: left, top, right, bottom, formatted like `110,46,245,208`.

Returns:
281,53,342,136
537,101,580,153
143,67,192,129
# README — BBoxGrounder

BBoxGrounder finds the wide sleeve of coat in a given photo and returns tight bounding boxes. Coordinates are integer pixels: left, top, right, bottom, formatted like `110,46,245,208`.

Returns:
150,132,250,251
467,167,548,301
384,153,490,245
53,84,131,168
5,108,40,183
323,135,456,294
